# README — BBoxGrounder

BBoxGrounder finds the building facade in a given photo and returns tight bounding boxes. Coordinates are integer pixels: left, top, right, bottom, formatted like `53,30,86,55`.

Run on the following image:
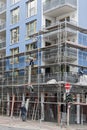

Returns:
0,0,6,57
0,0,87,126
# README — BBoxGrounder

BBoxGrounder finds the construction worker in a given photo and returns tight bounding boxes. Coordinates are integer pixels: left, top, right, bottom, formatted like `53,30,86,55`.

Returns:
20,104,27,121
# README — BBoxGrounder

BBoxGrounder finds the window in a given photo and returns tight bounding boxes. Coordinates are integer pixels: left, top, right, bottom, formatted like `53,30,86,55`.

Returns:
27,0,37,17
11,27,19,44
45,19,51,27
11,0,20,4
11,47,19,55
13,70,19,77
59,16,70,22
10,48,19,64
11,7,19,24
66,16,70,22
26,53,37,62
26,20,37,38
85,56,87,61
26,43,37,61
26,42,37,51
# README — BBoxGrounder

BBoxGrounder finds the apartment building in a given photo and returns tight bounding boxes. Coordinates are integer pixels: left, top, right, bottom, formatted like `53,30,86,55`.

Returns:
0,0,87,126
42,0,87,124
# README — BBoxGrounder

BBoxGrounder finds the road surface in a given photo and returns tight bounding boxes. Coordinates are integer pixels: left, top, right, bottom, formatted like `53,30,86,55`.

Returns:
0,126,32,130
0,116,86,130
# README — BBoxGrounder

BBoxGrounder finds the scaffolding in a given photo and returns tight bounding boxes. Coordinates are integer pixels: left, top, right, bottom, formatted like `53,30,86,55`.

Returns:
0,21,87,125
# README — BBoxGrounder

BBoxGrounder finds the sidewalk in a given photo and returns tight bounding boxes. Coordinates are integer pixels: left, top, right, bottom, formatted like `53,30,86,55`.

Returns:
0,116,86,130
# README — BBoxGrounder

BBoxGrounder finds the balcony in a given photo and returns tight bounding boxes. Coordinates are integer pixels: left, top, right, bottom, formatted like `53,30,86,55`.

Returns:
43,0,77,17
0,40,6,50
0,4,6,13
43,47,77,63
3,71,79,86
43,21,77,40
0,22,6,31
30,72,79,84
42,48,58,63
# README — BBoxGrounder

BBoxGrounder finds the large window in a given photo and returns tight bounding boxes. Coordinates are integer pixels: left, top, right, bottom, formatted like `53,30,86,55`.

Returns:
26,42,37,51
11,7,19,24
11,0,20,4
27,0,37,18
26,42,37,61
26,20,37,38
11,27,19,44
10,48,19,64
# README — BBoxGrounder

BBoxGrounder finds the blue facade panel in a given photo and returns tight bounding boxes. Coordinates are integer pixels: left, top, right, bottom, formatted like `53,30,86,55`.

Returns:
6,0,42,70
78,0,87,71
78,33,87,69
6,0,42,55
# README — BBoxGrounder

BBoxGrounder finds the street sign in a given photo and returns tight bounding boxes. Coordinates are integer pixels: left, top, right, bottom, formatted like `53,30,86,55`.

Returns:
65,82,71,93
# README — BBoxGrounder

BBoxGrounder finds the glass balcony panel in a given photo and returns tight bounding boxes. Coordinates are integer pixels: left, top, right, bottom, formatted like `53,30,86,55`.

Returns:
43,0,77,17
0,41,6,49
0,22,6,30
43,47,77,62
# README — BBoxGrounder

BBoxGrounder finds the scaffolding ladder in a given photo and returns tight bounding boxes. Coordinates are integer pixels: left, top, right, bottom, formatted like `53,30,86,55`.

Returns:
32,99,39,120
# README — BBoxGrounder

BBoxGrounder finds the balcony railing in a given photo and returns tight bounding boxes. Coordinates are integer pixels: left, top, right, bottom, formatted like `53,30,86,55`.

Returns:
43,47,77,62
42,21,77,36
39,72,78,84
0,23,6,30
0,41,6,49
43,0,77,12
52,20,76,27
3,72,79,86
